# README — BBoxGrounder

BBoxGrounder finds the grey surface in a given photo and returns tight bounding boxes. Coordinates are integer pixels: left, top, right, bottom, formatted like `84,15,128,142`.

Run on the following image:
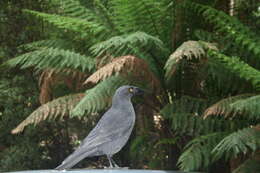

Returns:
8,169,197,173
56,86,143,170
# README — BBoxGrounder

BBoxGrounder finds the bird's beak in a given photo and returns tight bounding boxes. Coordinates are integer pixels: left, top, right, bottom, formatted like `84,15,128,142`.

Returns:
134,87,145,95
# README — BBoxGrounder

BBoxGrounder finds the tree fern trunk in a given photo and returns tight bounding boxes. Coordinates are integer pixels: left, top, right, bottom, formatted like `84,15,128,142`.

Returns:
171,0,185,50
215,0,230,14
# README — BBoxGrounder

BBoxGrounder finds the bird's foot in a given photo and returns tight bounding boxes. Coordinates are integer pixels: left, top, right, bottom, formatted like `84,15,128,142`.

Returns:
113,163,119,168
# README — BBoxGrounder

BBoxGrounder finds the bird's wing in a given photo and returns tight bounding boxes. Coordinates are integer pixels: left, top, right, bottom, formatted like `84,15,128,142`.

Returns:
81,108,133,148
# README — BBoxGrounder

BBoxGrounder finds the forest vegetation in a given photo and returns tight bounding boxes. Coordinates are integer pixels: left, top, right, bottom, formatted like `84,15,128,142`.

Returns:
0,0,259,172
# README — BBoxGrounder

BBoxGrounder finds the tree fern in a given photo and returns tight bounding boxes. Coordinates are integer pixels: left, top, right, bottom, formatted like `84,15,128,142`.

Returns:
178,132,228,171
11,93,85,134
90,31,169,76
230,95,260,120
19,39,73,51
93,0,116,32
90,31,169,58
161,97,214,135
58,0,97,20
164,40,217,81
23,9,108,43
38,69,87,104
212,126,260,160
208,49,260,91
161,96,247,136
184,0,260,57
5,48,95,72
109,0,166,36
5,0,260,171
203,94,254,118
84,55,162,93
71,76,131,117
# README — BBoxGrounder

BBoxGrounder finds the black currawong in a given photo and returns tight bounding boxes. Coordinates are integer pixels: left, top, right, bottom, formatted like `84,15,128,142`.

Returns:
55,85,144,170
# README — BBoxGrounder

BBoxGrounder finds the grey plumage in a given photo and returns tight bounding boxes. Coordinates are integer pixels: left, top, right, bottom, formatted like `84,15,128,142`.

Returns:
55,85,144,170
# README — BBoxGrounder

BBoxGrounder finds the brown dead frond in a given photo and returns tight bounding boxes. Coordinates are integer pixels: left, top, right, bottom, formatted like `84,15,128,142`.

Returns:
12,93,85,134
95,54,114,69
84,55,161,93
203,94,254,119
165,40,218,79
39,69,88,104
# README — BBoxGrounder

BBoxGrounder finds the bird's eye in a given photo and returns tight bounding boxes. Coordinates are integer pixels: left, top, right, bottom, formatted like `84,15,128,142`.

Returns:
128,87,134,93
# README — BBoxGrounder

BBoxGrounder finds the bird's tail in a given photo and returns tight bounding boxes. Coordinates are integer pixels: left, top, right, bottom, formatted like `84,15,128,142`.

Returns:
55,149,96,170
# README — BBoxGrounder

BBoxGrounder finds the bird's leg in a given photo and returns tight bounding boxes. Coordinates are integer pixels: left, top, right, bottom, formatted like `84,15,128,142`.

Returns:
106,155,114,168
111,157,119,168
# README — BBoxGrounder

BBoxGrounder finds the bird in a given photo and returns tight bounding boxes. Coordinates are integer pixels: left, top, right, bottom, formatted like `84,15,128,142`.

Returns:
55,85,144,170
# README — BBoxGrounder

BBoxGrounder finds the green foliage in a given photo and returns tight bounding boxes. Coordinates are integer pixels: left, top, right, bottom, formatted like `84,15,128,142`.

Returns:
91,31,169,58
3,0,260,172
212,127,260,160
130,134,166,169
203,94,254,118
72,76,130,116
109,0,166,36
231,95,260,120
184,0,260,57
164,40,217,81
23,9,108,43
0,74,50,171
19,39,73,51
208,49,260,90
161,96,246,136
58,0,98,20
178,132,227,171
90,31,169,75
5,48,95,72
0,140,44,171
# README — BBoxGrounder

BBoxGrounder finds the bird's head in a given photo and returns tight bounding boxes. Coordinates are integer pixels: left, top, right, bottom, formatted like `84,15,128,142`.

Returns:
114,85,144,99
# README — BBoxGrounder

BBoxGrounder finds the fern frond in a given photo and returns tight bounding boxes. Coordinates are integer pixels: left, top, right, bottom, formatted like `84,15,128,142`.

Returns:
5,48,95,72
230,95,260,120
23,9,108,42
184,1,260,57
161,96,245,135
208,49,260,90
194,30,217,43
161,96,208,116
203,94,254,118
93,0,115,32
164,40,217,81
178,132,227,171
91,31,168,76
71,76,131,117
212,126,260,160
90,31,169,59
11,93,85,134
58,0,97,20
161,97,215,135
84,55,161,93
109,0,165,36
39,69,88,104
19,39,72,51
